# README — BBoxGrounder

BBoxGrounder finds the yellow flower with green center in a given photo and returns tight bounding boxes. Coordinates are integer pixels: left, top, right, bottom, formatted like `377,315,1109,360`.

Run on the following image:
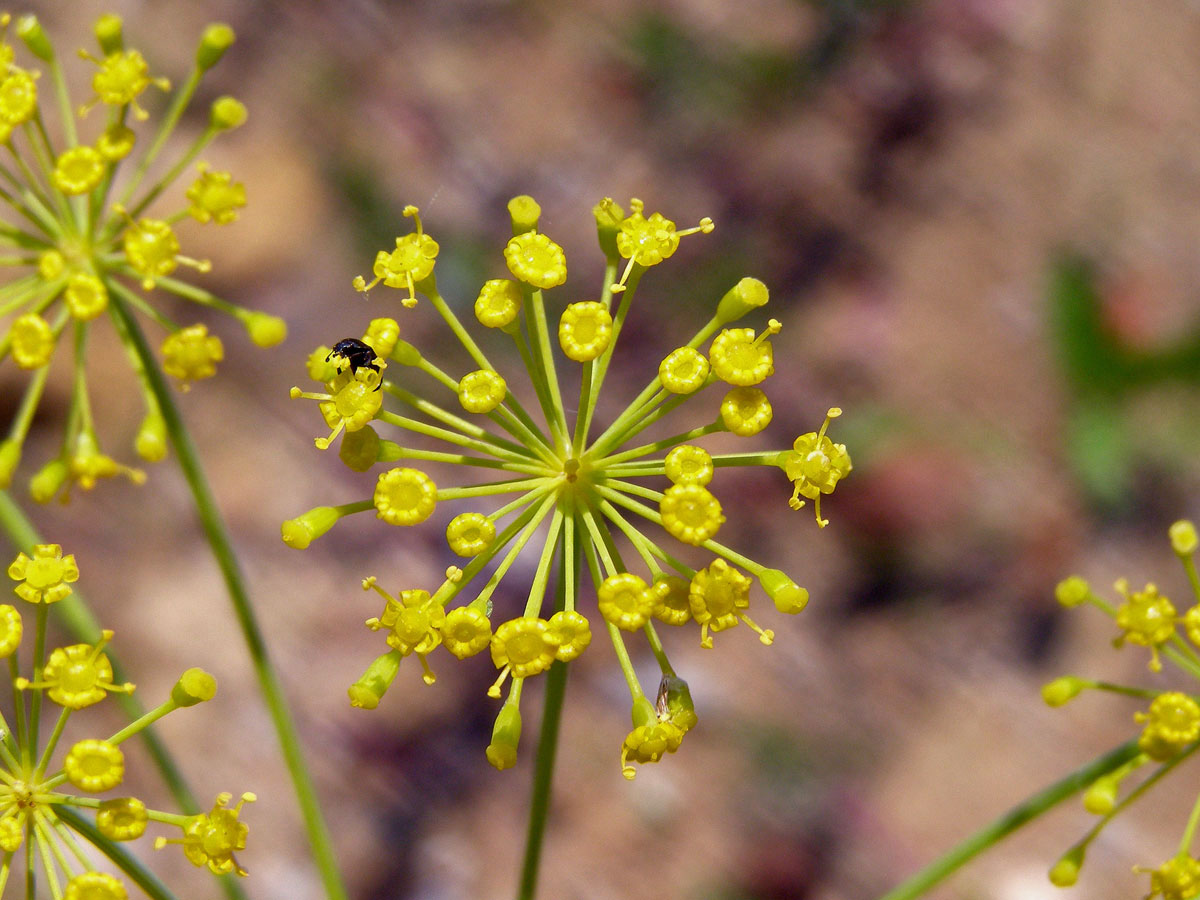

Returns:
286,195,849,778
0,545,249,895
0,14,285,500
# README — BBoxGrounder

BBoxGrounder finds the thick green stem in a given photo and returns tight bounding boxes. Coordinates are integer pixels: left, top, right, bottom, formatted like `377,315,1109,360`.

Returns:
107,290,348,900
876,738,1140,900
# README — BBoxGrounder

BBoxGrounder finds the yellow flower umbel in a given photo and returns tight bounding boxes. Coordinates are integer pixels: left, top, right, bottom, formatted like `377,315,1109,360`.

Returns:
1044,520,1200,895
2,545,251,894
0,15,285,499
287,195,847,778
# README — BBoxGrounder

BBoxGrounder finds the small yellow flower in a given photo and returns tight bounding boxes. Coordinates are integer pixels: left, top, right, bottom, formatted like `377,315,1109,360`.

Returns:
96,797,149,841
8,544,78,604
353,205,438,307
64,872,128,900
0,69,37,125
96,123,135,160
611,197,713,293
660,483,724,545
597,572,654,631
291,364,386,450
161,324,224,387
1115,580,1177,671
1135,691,1200,760
373,467,437,526
491,616,557,682
709,322,779,387
689,558,773,649
156,792,255,877
620,721,684,780
440,605,492,659
186,164,246,224
53,145,104,195
475,278,522,329
9,311,55,368
650,574,691,625
24,632,134,708
362,316,401,358
1136,854,1200,900
0,815,21,852
720,386,772,437
121,217,183,289
79,48,169,119
458,369,507,414
64,738,124,791
658,347,710,394
664,445,713,486
547,610,591,661
0,604,21,655
446,512,495,557
504,231,567,290
558,301,612,362
784,407,851,528
64,272,109,320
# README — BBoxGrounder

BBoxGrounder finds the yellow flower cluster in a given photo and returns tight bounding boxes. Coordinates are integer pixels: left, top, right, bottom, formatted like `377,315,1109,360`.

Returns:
287,195,850,779
0,13,285,502
4,544,252,893
1044,521,1200,896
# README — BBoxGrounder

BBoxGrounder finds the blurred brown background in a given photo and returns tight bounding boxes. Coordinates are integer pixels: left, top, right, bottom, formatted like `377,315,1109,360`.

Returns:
6,0,1200,898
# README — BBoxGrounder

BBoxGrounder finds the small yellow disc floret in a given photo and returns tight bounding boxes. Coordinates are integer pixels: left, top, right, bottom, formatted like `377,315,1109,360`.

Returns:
0,70,37,125
558,301,612,362
353,206,438,307
0,604,21,656
504,231,567,290
157,792,254,877
187,164,246,224
597,572,654,631
664,445,713,486
97,797,149,841
650,575,692,626
784,408,851,527
122,217,182,289
1115,580,1177,671
709,326,776,387
689,558,772,648
490,616,557,680
659,483,724,545
548,610,591,661
440,605,492,659
1137,854,1200,900
474,279,521,329
721,386,773,436
97,123,136,160
53,145,105,195
9,312,55,369
446,512,495,557
9,544,79,604
658,347,710,394
31,634,134,708
458,369,507,414
1136,691,1200,760
64,738,124,791
374,467,437,526
64,272,109,320
162,324,224,386
64,872,128,900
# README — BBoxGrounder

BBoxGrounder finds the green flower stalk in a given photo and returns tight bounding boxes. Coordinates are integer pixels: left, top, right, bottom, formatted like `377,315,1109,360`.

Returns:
286,195,851,787
4,544,252,897
0,12,285,500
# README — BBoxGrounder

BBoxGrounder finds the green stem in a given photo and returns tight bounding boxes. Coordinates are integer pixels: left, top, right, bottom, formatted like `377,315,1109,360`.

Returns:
106,289,348,900
516,532,576,900
875,738,1141,900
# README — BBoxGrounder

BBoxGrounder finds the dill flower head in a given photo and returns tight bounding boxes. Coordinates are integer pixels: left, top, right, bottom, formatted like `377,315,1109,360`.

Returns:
1045,520,1200,895
4,544,252,892
0,14,285,500
288,195,849,778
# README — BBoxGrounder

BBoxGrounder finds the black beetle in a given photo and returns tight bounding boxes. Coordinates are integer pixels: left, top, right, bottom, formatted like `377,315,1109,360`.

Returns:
327,338,382,387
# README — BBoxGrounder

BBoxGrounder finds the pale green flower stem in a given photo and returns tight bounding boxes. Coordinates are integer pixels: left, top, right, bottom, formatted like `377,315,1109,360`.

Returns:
876,739,1140,900
517,528,577,900
107,288,348,900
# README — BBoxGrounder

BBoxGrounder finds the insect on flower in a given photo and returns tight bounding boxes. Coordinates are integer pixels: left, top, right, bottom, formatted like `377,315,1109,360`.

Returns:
327,338,382,380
